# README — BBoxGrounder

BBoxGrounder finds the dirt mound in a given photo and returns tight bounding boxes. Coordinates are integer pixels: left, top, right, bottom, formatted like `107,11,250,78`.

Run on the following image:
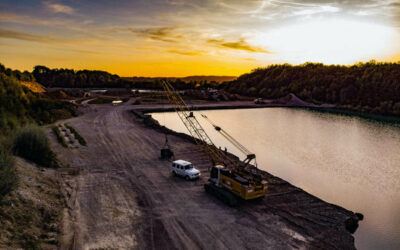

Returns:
45,90,69,99
20,81,46,93
272,93,317,107
270,93,336,108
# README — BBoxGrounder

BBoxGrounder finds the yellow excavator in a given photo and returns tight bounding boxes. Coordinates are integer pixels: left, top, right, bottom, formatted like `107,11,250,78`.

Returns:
161,80,267,206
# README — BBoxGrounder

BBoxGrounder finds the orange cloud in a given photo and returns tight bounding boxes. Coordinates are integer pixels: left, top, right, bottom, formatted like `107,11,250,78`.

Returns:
168,49,203,56
208,38,270,53
130,26,183,43
0,28,57,43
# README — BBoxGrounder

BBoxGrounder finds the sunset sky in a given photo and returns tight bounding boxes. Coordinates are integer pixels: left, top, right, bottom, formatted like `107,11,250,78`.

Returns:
1,0,400,76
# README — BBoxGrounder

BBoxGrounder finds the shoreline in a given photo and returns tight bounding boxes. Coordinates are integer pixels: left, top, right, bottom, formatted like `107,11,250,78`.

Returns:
131,101,400,125
131,106,363,236
46,86,400,124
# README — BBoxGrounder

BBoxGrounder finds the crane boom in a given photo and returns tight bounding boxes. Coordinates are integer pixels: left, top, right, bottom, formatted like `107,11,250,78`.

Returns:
160,80,267,205
201,114,257,166
160,80,224,165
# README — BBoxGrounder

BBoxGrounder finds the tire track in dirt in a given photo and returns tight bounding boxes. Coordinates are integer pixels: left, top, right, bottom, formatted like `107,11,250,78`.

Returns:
52,101,358,250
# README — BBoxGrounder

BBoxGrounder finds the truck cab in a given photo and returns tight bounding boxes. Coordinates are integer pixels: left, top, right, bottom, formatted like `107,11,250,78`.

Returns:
172,160,200,180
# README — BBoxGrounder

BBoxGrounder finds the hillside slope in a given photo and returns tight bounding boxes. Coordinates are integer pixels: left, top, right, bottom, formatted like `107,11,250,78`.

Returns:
221,62,400,116
20,81,46,93
0,71,75,136
0,158,63,249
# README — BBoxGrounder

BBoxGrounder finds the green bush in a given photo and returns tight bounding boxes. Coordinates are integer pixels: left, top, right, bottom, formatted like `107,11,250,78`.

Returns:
88,97,113,104
133,98,142,105
0,147,18,200
65,124,86,146
13,125,58,168
51,126,67,147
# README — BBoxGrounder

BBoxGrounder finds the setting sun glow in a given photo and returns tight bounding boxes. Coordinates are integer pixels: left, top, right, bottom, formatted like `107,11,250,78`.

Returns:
1,1,400,76
251,19,398,65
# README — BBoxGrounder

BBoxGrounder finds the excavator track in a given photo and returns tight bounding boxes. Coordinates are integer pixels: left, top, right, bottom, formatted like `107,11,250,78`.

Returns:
204,183,238,207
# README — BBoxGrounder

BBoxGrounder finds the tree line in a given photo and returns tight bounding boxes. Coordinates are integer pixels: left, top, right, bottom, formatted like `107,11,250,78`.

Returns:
220,61,400,116
127,78,220,90
33,65,127,88
32,65,223,89
0,64,35,82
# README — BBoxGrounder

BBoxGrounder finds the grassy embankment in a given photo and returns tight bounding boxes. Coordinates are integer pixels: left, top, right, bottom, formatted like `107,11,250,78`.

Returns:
0,125,63,248
0,64,75,248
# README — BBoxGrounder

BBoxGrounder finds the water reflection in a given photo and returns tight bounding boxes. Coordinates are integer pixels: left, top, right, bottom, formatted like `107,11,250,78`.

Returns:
151,108,400,250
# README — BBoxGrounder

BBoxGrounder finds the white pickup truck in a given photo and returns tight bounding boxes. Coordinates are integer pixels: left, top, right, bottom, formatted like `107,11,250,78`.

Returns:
171,160,200,180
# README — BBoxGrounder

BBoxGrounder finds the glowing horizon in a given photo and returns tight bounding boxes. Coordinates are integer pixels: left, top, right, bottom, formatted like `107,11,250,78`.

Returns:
1,0,400,77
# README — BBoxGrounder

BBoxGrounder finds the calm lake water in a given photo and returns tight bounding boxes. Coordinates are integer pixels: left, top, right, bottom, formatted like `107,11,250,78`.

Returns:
152,108,400,250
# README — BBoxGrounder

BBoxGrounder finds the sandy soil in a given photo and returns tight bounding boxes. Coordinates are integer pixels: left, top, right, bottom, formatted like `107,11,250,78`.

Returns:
51,99,359,249
0,158,62,249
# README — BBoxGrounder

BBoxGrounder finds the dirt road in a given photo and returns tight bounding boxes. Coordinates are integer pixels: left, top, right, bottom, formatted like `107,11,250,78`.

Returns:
52,100,359,249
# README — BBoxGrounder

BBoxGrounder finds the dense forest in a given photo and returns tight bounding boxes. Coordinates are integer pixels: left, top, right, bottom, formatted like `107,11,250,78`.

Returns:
0,64,35,82
221,61,400,116
32,65,127,88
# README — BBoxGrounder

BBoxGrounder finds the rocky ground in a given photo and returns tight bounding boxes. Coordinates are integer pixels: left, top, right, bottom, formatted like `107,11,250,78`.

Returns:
0,158,63,249
49,98,361,249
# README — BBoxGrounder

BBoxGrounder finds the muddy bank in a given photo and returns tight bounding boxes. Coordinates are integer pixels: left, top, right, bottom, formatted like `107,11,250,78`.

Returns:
133,108,362,247
136,100,400,125
134,103,325,113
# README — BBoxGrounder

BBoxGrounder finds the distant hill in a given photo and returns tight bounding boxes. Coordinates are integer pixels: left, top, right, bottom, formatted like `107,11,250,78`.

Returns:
30,65,236,89
180,76,237,83
124,75,237,83
221,62,400,116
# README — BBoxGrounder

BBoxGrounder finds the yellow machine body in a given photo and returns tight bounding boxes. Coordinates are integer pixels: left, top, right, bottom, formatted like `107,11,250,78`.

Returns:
210,165,267,200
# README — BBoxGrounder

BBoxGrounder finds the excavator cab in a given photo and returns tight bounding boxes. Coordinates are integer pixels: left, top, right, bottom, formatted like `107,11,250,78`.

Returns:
209,165,224,184
206,164,266,206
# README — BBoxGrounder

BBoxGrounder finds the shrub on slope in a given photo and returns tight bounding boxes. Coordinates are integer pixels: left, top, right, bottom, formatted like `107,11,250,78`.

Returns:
13,125,58,168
